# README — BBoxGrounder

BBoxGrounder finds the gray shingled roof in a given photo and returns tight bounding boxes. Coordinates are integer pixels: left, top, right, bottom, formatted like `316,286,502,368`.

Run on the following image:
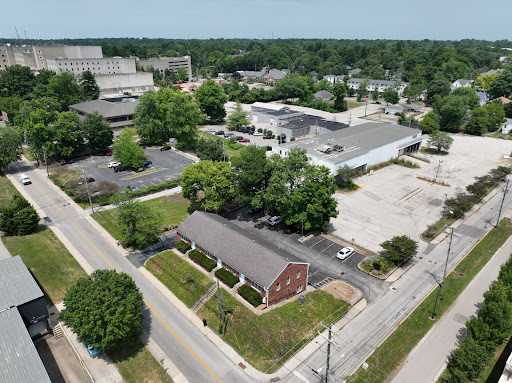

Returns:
348,78,397,86
177,212,308,289
0,308,51,383
279,122,422,164
69,99,139,118
314,90,334,100
0,256,44,311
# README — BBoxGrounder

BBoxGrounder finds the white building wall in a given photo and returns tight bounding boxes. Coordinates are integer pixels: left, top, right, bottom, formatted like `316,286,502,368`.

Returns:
47,57,136,77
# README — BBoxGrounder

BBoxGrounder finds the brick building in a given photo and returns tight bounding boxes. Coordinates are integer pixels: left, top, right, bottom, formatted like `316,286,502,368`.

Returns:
177,211,309,307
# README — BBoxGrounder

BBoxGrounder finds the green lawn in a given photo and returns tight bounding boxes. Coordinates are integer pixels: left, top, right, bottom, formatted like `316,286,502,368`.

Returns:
145,250,215,308
2,228,87,305
0,172,20,207
109,342,173,383
91,194,191,240
421,216,457,241
347,100,364,109
198,289,350,372
197,131,244,159
348,218,512,383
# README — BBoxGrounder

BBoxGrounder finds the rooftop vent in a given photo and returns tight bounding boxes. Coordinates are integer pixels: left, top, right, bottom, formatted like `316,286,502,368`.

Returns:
333,144,344,152
317,145,332,154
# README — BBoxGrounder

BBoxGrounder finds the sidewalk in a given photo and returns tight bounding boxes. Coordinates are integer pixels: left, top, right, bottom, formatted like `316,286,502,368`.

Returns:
391,222,512,383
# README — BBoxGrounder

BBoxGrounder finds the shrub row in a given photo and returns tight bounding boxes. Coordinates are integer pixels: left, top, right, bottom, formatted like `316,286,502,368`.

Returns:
238,284,263,307
128,178,180,198
215,268,240,288
175,241,191,254
188,249,216,272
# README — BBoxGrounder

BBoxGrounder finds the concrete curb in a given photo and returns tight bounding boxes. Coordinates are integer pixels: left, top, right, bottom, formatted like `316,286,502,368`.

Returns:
83,215,130,256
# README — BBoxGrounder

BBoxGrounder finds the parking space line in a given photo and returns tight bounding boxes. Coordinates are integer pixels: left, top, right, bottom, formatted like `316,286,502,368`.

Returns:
310,238,325,248
321,243,335,253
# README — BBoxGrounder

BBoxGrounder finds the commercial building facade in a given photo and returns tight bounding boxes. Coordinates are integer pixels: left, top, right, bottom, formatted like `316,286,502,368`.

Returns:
346,78,406,95
47,57,136,77
70,98,139,132
138,56,192,81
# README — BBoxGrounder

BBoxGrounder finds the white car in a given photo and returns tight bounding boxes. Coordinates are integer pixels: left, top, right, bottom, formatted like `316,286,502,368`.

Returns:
205,128,216,133
108,161,121,168
336,247,355,260
267,216,282,227
19,174,31,185
253,131,263,136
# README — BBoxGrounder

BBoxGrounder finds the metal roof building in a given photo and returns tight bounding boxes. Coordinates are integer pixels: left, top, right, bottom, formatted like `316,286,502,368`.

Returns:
69,98,139,130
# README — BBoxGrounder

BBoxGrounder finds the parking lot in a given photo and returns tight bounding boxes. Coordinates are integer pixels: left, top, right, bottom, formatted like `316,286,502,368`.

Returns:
225,207,389,302
66,147,195,190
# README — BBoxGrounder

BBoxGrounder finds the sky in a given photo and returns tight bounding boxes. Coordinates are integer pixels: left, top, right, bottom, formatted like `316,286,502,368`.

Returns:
1,0,510,41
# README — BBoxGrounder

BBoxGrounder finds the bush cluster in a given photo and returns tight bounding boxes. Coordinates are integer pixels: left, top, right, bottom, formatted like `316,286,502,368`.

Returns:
442,256,512,382
238,284,263,307
188,249,216,272
215,268,240,288
175,241,191,253
128,178,180,198
0,195,39,236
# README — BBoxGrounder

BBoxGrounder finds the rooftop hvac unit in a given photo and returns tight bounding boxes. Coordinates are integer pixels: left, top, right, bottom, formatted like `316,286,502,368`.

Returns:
317,145,332,153
333,144,344,152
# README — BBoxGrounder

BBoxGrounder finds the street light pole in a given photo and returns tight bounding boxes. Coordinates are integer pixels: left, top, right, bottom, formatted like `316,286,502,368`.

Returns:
82,170,94,213
431,227,454,319
496,179,510,227
43,146,48,176
435,160,443,183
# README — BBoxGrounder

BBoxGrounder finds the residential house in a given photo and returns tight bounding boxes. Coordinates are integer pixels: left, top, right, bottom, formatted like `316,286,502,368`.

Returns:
313,90,334,101
476,91,489,106
261,69,287,85
346,78,406,96
451,79,472,90
503,119,512,135
348,68,362,77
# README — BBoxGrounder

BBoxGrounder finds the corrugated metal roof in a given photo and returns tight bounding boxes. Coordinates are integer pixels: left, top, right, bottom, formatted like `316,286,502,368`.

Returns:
0,256,44,311
177,212,308,289
0,308,51,383
69,99,138,118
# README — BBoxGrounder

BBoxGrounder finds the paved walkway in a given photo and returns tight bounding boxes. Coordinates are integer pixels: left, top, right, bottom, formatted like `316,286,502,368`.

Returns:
392,233,512,383
0,238,11,260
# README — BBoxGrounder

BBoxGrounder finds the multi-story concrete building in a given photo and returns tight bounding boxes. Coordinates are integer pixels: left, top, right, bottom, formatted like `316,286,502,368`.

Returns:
138,56,192,80
47,57,136,77
346,78,407,96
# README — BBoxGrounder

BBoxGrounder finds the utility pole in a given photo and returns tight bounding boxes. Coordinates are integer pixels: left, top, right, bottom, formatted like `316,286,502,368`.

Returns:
364,100,368,117
431,227,454,319
43,146,48,176
82,170,94,213
435,160,443,183
318,322,339,383
496,179,510,227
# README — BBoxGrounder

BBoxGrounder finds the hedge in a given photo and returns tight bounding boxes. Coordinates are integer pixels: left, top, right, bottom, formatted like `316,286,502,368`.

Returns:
175,241,191,254
128,178,180,198
238,284,263,307
215,268,240,288
188,249,216,272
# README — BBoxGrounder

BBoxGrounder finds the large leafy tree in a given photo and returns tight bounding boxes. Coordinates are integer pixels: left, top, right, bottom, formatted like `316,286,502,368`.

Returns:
194,80,228,121
465,107,490,136
0,195,39,236
332,82,348,112
427,131,454,152
427,78,451,104
0,65,36,99
134,88,203,146
274,73,307,100
113,193,163,249
489,70,512,99
53,112,83,157
177,67,188,82
231,145,270,201
439,96,469,131
382,88,399,104
451,87,480,110
81,112,113,151
419,111,440,134
47,73,83,111
195,137,226,162
356,79,369,101
0,96,24,124
475,73,500,92
0,126,22,170
227,101,250,130
181,160,235,212
380,235,417,266
80,71,100,100
484,100,506,132
113,128,146,169
60,270,144,351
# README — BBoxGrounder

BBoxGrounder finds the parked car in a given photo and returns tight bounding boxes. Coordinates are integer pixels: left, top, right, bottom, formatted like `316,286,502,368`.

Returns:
235,136,244,140
19,174,31,185
78,177,95,185
205,128,216,132
137,142,147,148
336,247,355,260
247,206,262,215
215,130,225,135
253,131,263,136
114,164,126,172
284,226,297,234
225,133,235,138
83,343,102,358
144,160,152,167
160,145,171,151
236,126,247,132
238,138,251,143
108,161,120,168
104,151,112,156
60,159,75,165
373,101,382,104
126,185,138,192
263,135,274,139
267,216,282,226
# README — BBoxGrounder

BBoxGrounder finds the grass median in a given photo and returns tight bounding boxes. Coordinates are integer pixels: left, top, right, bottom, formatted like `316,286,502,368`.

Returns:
348,218,512,383
0,172,20,207
2,227,87,305
198,289,350,372
145,250,215,308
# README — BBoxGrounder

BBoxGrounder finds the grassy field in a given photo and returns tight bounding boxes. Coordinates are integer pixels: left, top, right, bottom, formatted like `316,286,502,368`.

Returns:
0,172,20,207
2,228,87,305
91,194,191,240
145,250,215,308
421,216,457,241
197,130,244,159
198,289,350,372
109,342,174,383
348,218,512,383
347,100,364,109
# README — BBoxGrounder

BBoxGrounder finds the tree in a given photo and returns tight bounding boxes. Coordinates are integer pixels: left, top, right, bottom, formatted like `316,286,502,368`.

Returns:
0,126,22,170
371,89,380,102
445,336,492,382
0,195,40,236
451,87,480,110
465,107,489,136
134,88,204,146
484,100,506,132
113,193,163,249
419,111,440,134
439,96,468,131
274,73,307,100
227,102,250,130
444,193,476,218
52,112,83,157
181,160,235,212
195,137,226,162
113,128,146,169
382,88,399,104
336,165,355,185
80,71,100,100
427,131,454,152
81,112,113,151
397,112,407,125
0,65,36,99
475,73,500,92
332,82,348,112
60,270,143,352
231,145,270,201
47,73,83,111
489,70,512,99
347,87,356,97
505,103,512,119
194,80,228,121
380,235,418,266
177,67,188,82
356,79,368,101
427,78,451,104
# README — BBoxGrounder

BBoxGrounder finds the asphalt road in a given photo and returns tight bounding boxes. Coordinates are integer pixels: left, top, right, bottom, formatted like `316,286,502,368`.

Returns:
7,161,252,383
283,176,512,383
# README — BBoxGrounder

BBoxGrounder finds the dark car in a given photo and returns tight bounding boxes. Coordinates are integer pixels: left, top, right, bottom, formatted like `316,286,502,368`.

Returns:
263,135,274,139
236,126,246,132
247,206,262,215
114,164,126,172
374,101,382,104
78,177,95,185
284,226,297,234
60,159,75,165
215,130,225,135
265,146,272,151
235,136,244,141
137,142,147,148
160,145,171,151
